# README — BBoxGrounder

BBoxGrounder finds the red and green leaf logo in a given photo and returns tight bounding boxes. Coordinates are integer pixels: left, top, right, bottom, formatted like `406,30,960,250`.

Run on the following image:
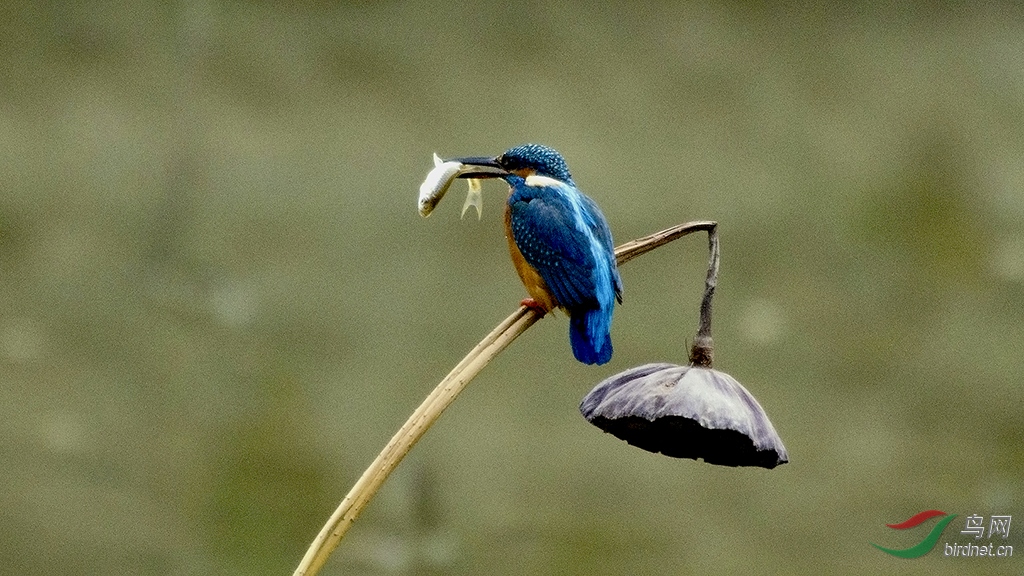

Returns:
871,510,958,558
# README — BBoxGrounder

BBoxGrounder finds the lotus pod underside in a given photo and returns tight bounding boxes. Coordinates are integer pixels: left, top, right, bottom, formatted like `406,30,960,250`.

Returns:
580,363,788,469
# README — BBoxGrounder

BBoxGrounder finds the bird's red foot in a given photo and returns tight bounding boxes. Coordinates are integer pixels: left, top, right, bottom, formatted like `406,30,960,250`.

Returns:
520,298,548,315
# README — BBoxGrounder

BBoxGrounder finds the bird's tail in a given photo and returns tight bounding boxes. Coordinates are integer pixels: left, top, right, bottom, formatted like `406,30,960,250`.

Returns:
569,308,613,365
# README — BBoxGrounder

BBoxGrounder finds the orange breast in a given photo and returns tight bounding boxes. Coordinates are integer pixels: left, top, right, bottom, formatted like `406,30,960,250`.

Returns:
505,202,558,312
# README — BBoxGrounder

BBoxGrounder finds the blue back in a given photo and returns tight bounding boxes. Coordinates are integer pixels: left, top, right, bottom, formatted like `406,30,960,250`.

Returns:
505,172,622,364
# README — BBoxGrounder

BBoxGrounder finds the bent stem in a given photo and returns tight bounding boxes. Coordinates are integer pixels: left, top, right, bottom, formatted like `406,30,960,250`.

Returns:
688,222,719,367
293,220,718,576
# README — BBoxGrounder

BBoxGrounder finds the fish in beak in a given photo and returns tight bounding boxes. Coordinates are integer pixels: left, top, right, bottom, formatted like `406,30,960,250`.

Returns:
417,153,506,218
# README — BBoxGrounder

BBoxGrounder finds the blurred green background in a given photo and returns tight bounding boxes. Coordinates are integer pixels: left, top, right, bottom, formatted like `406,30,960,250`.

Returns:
2,1,1022,574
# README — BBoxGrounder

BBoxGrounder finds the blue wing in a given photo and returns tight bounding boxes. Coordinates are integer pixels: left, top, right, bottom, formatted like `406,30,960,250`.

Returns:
507,181,617,309
507,178,622,365
579,194,623,302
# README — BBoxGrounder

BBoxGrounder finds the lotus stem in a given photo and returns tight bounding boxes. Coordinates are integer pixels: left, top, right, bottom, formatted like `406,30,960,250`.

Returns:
688,223,719,367
292,220,718,576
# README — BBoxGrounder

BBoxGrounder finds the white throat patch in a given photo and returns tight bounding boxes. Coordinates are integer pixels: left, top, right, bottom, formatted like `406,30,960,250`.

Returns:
524,174,565,188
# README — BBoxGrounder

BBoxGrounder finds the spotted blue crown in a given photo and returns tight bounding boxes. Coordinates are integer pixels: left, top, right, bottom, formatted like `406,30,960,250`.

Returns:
497,144,575,185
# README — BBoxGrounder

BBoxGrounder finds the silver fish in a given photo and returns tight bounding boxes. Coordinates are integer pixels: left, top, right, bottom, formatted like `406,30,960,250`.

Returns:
418,153,464,217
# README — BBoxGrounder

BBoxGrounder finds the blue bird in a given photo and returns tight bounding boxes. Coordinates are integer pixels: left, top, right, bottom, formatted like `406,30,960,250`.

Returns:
452,144,623,365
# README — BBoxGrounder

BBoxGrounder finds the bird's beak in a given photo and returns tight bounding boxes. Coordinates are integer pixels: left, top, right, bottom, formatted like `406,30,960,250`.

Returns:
447,156,508,179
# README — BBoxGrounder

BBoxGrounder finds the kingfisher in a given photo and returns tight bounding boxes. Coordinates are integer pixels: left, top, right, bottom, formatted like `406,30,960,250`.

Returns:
449,144,623,365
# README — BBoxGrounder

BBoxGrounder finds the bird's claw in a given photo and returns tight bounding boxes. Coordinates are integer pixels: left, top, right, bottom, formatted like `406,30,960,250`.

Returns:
520,298,548,315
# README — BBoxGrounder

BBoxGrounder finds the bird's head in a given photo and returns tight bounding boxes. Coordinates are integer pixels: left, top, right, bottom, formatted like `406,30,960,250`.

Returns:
449,143,574,186
496,144,574,184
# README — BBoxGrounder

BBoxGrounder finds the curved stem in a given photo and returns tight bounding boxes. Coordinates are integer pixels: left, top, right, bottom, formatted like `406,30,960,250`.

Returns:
293,308,540,576
688,223,719,367
293,220,718,576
